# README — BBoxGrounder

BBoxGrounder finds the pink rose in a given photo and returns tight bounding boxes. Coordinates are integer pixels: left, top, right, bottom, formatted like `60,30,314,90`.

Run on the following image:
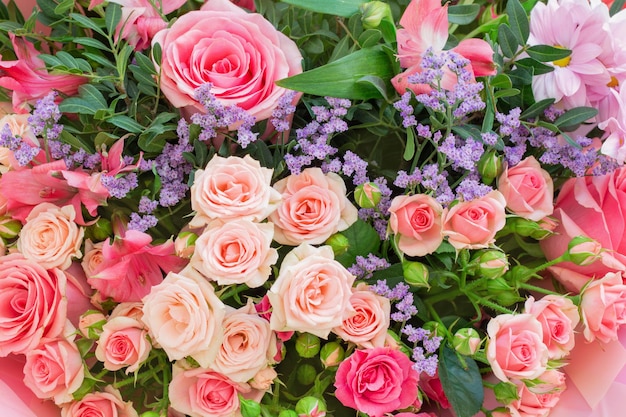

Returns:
269,168,359,245
497,156,554,221
189,155,281,227
152,0,302,121
540,167,626,292
333,283,390,349
81,239,104,281
95,316,151,374
508,370,566,417
255,295,294,342
0,253,67,356
190,219,278,288
524,295,579,359
60,385,138,417
486,313,549,382
17,203,84,270
230,0,255,11
334,347,419,417
388,193,444,256
23,336,84,405
141,268,225,368
580,271,626,343
420,371,450,409
212,301,277,383
268,244,355,338
442,190,507,250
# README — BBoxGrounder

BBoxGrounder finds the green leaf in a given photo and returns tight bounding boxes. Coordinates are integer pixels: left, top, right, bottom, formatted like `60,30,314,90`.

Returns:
69,12,106,37
403,126,416,161
439,345,484,417
610,0,625,15
447,4,481,25
497,24,518,58
280,0,367,17
83,52,117,70
514,57,554,75
334,219,381,268
54,0,74,15
367,263,405,288
356,75,389,102
59,98,98,115
276,47,394,100
0,21,23,32
490,74,512,90
553,106,598,129
526,45,571,63
73,37,110,51
59,130,95,153
452,124,482,141
80,84,108,108
105,2,122,36
506,0,529,45
358,29,382,48
494,88,521,99
107,115,144,133
520,98,555,119
507,66,533,86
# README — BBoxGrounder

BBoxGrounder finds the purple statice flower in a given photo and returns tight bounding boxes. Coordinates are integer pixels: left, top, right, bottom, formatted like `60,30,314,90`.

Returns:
358,177,393,239
28,92,62,140
284,153,314,175
348,254,391,280
413,351,439,377
101,172,139,199
543,105,565,122
481,132,499,146
0,123,21,151
496,108,522,136
371,281,418,323
420,164,454,206
138,196,158,214
271,90,298,133
456,176,493,201
341,150,369,186
48,139,72,161
394,168,422,189
393,92,417,128
438,134,485,172
402,324,430,344
128,213,158,232
416,123,432,139
321,157,342,174
504,143,527,166
13,142,40,166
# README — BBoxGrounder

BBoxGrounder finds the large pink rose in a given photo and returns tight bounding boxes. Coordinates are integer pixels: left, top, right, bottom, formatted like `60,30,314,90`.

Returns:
60,386,138,417
269,167,359,245
334,347,419,417
524,295,579,359
0,253,67,356
95,316,151,374
189,155,281,227
152,0,302,120
486,313,549,382
497,156,554,221
268,244,355,338
141,268,225,368
540,167,626,292
580,271,626,343
388,193,444,256
442,190,507,250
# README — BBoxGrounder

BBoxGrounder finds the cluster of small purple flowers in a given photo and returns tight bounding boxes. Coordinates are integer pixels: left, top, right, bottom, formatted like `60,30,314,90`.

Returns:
271,91,298,133
0,123,40,166
128,196,159,232
438,133,485,172
348,253,391,280
28,91,63,141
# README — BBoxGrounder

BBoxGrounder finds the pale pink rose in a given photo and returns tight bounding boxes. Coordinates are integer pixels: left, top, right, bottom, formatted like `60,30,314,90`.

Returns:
497,157,554,221
0,253,67,356
78,311,107,339
152,0,302,121
23,336,84,405
189,155,281,227
60,385,138,417
249,366,277,391
190,219,278,288
580,271,626,343
333,283,390,349
17,203,84,270
524,295,579,359
268,244,355,338
109,302,144,322
442,190,507,250
212,301,277,383
95,316,151,374
486,313,549,382
81,239,104,280
388,193,444,256
334,347,419,417
270,168,359,245
141,268,225,368
508,370,566,417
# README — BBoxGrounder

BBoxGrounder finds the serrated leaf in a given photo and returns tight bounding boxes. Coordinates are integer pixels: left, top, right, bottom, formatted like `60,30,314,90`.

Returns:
553,106,598,128
105,2,122,36
439,345,484,417
107,115,144,133
506,0,529,45
334,219,381,268
448,4,481,25
281,0,366,17
526,45,571,63
73,37,110,51
520,98,555,119
497,24,518,58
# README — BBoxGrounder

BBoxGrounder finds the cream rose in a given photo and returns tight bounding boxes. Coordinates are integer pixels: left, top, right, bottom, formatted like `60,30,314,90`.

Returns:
81,239,104,280
95,316,151,374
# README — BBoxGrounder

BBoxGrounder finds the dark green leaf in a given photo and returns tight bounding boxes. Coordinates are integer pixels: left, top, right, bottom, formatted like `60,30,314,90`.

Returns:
497,24,518,58
490,74,512,89
59,130,96,153
439,345,484,417
0,21,22,32
507,66,532,86
281,0,366,17
83,52,117,70
73,37,110,51
59,98,98,115
506,0,529,45
526,45,571,63
610,0,625,15
367,263,405,288
107,115,144,133
448,4,481,25
358,29,382,48
80,84,107,109
514,57,554,75
452,124,482,141
334,219,381,268
494,88,521,99
105,2,122,36
70,13,106,37
553,106,598,128
134,51,157,74
520,98,555,119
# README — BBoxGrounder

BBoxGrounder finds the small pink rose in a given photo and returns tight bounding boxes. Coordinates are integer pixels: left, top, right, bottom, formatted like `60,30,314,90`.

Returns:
508,370,566,417
524,295,579,359
580,271,626,343
388,193,444,256
95,316,151,374
60,385,138,417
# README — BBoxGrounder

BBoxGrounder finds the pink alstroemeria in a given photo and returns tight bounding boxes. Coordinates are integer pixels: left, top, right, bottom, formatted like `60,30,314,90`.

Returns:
100,138,142,176
88,230,187,302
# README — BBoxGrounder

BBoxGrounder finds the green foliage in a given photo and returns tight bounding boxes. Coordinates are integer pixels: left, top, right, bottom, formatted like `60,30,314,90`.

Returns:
439,346,484,417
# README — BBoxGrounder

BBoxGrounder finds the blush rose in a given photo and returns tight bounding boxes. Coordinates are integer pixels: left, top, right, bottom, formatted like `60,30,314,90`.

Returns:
508,370,566,417
524,295,579,359
388,193,444,256
95,316,151,374
60,385,138,417
580,271,626,343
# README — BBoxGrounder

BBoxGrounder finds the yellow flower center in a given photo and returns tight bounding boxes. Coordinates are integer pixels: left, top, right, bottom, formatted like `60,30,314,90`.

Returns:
552,45,571,67
608,76,619,88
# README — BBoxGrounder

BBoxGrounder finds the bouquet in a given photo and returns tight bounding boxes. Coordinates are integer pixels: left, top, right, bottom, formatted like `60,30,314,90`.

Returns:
1,0,626,416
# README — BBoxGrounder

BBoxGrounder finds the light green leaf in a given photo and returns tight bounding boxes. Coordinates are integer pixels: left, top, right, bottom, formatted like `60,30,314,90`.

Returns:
281,0,368,17
105,2,122,36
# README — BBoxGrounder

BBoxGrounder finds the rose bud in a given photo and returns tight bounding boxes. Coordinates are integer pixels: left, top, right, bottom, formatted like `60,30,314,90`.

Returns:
240,397,262,417
478,149,502,185
566,236,602,266
403,260,430,288
320,341,345,368
325,233,350,257
296,363,317,386
452,328,482,356
354,182,382,208
360,1,392,30
472,250,509,279
295,397,327,417
0,215,22,239
279,410,299,417
175,231,198,258
295,333,321,358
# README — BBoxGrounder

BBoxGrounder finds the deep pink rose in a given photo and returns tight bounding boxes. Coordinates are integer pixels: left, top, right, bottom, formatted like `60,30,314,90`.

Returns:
0,253,67,356
580,271,626,343
60,386,138,417
152,0,302,121
524,295,579,359
230,0,255,11
388,193,444,256
497,156,554,221
420,371,450,409
334,347,419,417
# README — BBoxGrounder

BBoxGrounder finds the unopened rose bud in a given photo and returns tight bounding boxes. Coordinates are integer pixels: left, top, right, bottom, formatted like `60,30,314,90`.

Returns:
240,397,262,417
320,341,345,368
78,310,107,339
296,363,317,386
175,231,198,258
325,233,350,257
250,366,278,391
567,236,602,266
295,333,321,358
278,411,298,417
354,182,382,208
403,260,430,288
295,397,326,417
360,1,392,30
478,149,502,184
0,216,21,239
422,321,444,338
452,328,481,356
472,250,509,279
85,218,113,241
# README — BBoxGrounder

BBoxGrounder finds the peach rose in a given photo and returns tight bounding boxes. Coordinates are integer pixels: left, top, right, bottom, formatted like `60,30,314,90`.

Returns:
269,168,359,245
333,283,390,349
190,219,277,288
249,366,278,391
498,157,553,221
486,313,549,382
212,301,277,383
442,190,507,250
95,316,151,374
508,370,566,417
268,244,356,338
17,203,84,270
141,268,225,368
23,336,84,405
580,271,626,343
61,385,138,417
388,193,444,256
524,295,579,359
152,0,302,121
189,155,281,227
0,253,67,356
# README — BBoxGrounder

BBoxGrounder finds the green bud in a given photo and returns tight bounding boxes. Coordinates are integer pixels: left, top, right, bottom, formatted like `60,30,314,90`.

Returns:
402,260,430,288
354,182,382,208
325,233,350,257
485,277,522,306
139,412,160,417
472,250,509,279
295,397,326,417
0,216,22,239
278,410,299,417
360,1,392,29
566,236,602,266
452,328,481,356
320,341,345,368
175,231,198,258
240,396,262,417
507,217,553,240
295,333,321,358
422,321,444,338
296,363,317,386
85,218,113,241
478,149,502,184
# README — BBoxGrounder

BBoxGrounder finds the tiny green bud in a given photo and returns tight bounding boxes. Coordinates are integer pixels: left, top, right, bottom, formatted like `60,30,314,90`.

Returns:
452,328,481,356
295,397,326,417
320,341,345,368
478,149,502,184
175,231,198,258
240,396,262,417
402,260,430,288
566,236,602,266
0,216,22,239
295,333,321,358
278,410,299,417
360,1,392,30
85,217,113,241
325,233,350,257
472,250,509,279
354,182,382,208
296,363,317,386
